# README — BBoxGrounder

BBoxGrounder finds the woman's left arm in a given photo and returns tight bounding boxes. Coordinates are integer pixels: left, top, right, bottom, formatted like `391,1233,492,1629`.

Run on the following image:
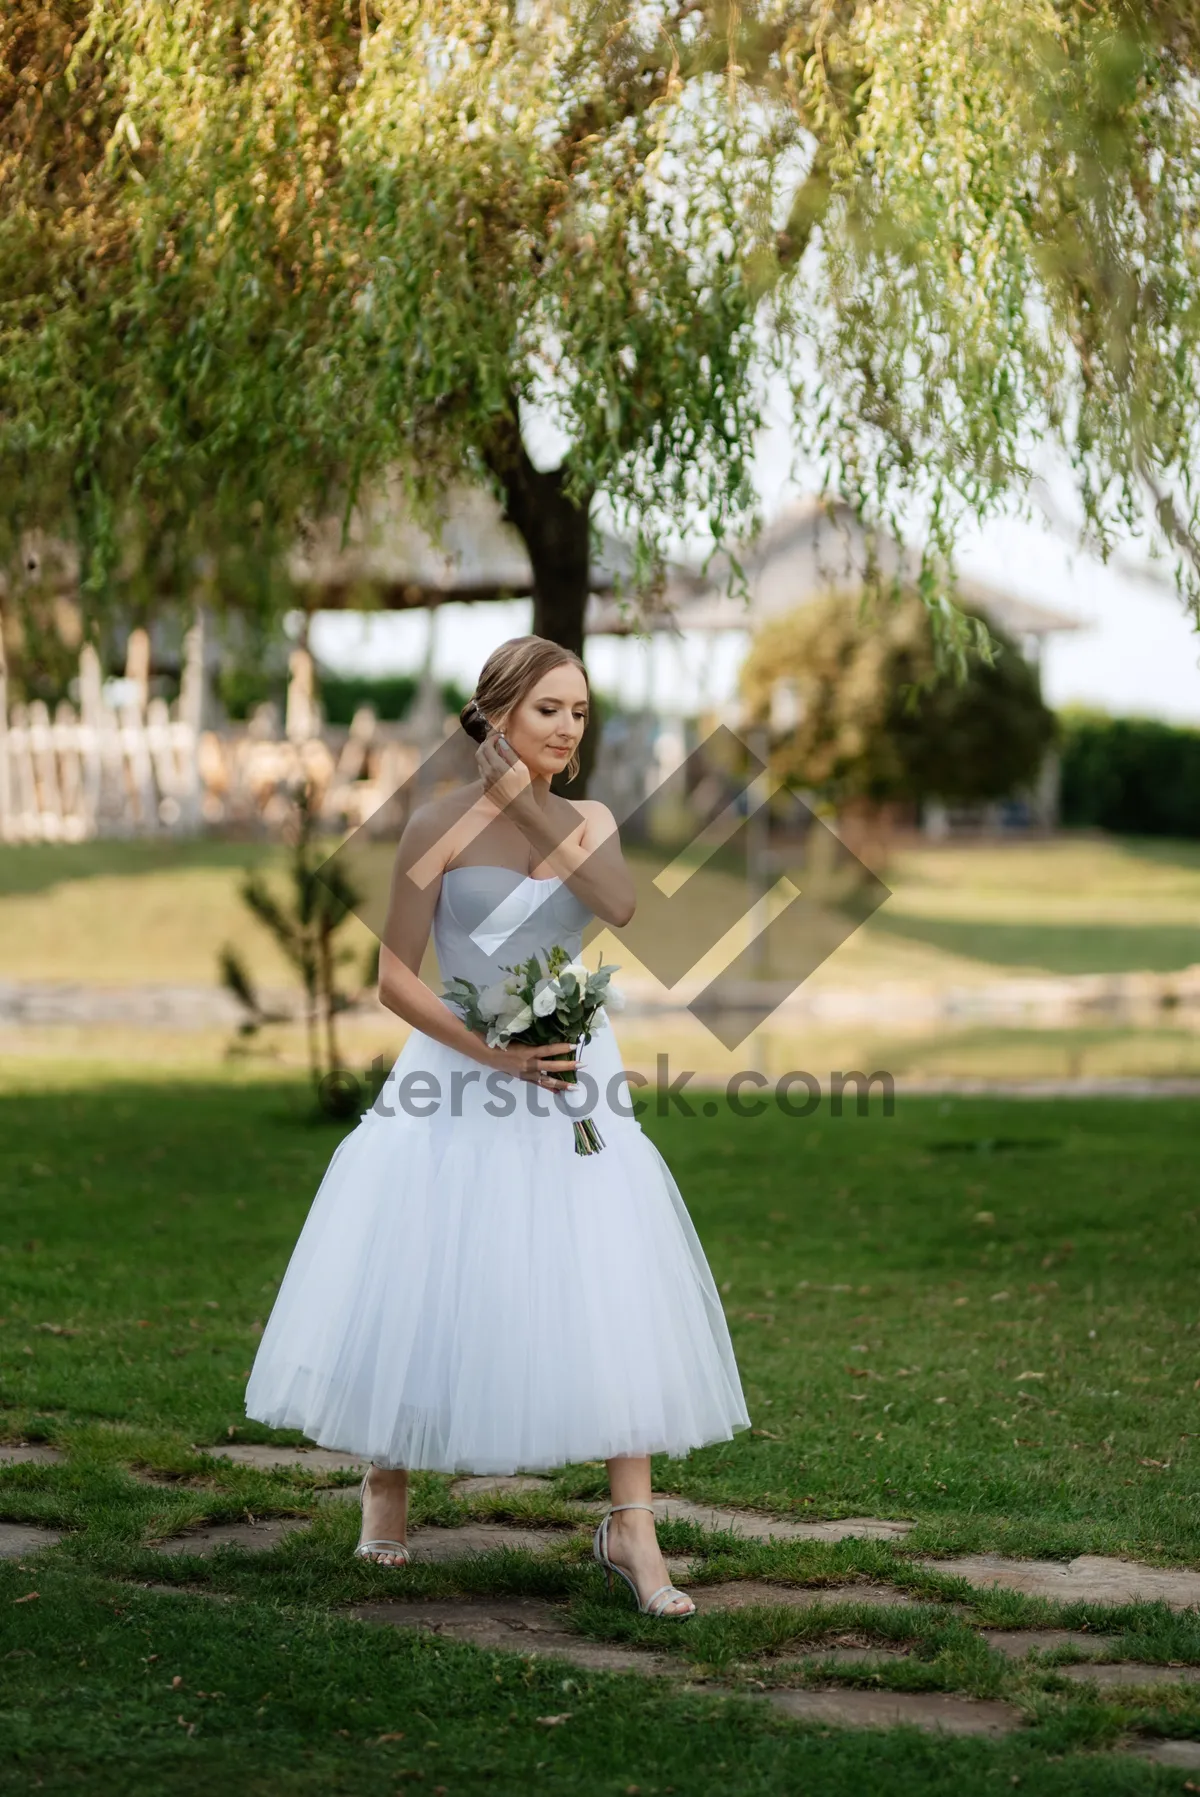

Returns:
475,731,635,926
537,799,636,928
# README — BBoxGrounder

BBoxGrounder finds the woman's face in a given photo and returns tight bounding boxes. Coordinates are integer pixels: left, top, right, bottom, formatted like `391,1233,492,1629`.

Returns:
499,666,589,781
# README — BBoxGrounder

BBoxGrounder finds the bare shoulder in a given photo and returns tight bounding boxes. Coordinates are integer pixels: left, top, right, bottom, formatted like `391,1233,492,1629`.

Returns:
571,798,621,846
398,788,477,869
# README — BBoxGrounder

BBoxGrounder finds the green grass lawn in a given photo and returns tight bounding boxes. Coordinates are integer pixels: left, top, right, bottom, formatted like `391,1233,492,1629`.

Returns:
2,1075,1199,1791
1,832,1197,988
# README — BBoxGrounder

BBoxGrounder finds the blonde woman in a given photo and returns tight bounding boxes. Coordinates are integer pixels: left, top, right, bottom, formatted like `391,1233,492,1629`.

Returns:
246,634,749,1618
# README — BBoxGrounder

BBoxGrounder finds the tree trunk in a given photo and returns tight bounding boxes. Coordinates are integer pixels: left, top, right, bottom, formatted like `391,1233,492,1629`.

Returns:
486,422,598,800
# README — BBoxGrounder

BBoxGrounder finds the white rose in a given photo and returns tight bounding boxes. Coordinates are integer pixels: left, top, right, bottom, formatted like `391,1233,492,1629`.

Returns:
532,983,559,1018
559,960,591,989
504,1003,534,1034
477,981,514,1020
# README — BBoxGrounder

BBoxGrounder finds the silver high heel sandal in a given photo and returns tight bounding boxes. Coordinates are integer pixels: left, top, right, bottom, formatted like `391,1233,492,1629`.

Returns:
353,1471,411,1566
593,1502,696,1619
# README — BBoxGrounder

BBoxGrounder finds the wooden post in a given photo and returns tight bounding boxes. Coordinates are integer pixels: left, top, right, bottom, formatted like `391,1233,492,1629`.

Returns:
27,699,64,840
286,647,317,743
179,611,207,732
125,627,151,717
54,699,87,841
7,704,38,840
77,643,104,835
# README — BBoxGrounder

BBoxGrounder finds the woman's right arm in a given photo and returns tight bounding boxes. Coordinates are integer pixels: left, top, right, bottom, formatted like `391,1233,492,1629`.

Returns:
376,804,576,1088
376,802,499,1066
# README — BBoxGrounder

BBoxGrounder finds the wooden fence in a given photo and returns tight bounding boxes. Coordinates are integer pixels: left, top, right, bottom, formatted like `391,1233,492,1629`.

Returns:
0,630,437,844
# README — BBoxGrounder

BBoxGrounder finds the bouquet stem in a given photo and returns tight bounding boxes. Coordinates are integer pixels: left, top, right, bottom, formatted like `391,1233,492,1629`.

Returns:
573,1117,605,1156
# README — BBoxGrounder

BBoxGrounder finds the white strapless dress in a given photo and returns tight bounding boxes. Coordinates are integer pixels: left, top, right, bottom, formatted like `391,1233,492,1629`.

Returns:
244,866,750,1473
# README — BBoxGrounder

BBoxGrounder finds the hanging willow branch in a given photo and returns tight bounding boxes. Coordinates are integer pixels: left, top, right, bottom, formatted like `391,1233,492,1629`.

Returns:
1,1,1197,647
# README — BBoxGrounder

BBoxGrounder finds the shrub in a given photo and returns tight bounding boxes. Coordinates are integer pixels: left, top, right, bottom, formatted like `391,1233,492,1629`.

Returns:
739,588,1056,806
1058,712,1200,838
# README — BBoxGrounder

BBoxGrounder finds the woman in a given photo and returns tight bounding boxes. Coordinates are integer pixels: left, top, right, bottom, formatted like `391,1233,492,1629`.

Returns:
245,634,749,1618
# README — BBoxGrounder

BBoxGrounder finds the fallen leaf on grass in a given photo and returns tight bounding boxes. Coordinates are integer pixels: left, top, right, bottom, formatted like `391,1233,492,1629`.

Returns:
535,1713,572,1727
1015,1372,1046,1381
1138,1458,1170,1469
374,1732,406,1744
12,1593,38,1604
750,1429,782,1440
990,1292,1010,1302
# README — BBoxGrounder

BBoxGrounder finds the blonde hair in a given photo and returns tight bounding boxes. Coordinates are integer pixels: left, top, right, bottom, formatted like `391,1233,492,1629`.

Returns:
460,635,590,783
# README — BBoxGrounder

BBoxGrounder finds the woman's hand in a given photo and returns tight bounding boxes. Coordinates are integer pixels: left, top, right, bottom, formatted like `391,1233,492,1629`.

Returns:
488,1039,578,1092
476,729,537,823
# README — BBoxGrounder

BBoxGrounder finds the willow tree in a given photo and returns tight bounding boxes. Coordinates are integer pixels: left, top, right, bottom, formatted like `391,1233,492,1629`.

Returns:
2,2,1199,787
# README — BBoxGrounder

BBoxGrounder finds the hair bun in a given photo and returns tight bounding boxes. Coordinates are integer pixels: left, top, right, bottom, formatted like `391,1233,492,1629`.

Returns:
459,695,489,744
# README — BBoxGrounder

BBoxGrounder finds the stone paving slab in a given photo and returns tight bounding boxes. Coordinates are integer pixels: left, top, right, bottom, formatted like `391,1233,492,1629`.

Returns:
921,1553,1200,1609
1126,1740,1200,1769
982,1630,1116,1659
450,1476,553,1497
779,1647,910,1669
1058,1662,1200,1688
645,1500,913,1544
0,1521,63,1557
149,1518,311,1556
350,1597,676,1675
144,1511,694,1575
200,1445,368,1474
404,1524,581,1563
697,1580,917,1612
761,1686,1019,1737
0,1445,63,1467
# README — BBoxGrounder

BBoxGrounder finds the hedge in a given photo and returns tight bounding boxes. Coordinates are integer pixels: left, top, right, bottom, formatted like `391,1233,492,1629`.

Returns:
1058,712,1200,839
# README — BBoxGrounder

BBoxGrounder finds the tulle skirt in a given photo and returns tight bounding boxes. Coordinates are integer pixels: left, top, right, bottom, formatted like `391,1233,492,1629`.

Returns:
244,1010,750,1473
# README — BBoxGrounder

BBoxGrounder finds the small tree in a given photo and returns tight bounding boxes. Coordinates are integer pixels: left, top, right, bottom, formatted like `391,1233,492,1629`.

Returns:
219,780,372,1099
740,589,1056,814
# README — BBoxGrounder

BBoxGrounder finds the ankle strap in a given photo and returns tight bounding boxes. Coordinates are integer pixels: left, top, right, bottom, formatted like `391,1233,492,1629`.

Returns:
606,1502,656,1516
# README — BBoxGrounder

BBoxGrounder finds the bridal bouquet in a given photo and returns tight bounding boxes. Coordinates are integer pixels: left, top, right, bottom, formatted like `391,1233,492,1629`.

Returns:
441,945,624,1155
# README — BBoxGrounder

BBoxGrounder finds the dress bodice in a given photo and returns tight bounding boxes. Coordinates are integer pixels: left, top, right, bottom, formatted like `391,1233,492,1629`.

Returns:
432,867,594,995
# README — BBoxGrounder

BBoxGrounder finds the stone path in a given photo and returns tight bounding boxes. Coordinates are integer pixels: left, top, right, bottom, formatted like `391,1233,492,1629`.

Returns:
1130,1740,1200,1769
644,1498,914,1544
697,1580,918,1611
9,1446,1200,1759
920,1551,1200,1610
349,1597,678,1676
1058,1662,1200,1688
760,1687,1019,1737
203,1444,367,1475
982,1629,1114,1658
151,1518,310,1556
0,1520,63,1558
